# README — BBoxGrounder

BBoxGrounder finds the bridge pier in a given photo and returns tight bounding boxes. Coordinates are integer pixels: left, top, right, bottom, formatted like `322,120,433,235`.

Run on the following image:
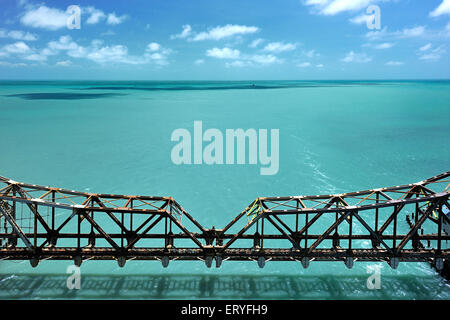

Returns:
345,257,354,269
205,256,213,268
161,256,170,268
301,257,310,269
432,258,450,281
30,257,39,268
74,255,82,267
257,256,265,268
389,257,400,269
215,256,223,268
117,256,126,268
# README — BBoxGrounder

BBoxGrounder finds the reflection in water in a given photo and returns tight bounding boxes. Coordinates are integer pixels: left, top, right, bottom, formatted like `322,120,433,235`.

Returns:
0,273,448,299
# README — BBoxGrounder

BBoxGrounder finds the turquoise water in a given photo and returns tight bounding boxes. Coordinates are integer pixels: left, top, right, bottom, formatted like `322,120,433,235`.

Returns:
0,80,449,299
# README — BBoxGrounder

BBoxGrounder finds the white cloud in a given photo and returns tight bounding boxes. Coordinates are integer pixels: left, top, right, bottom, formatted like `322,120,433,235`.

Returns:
86,45,128,63
24,53,47,62
206,46,281,67
0,40,52,63
85,7,106,24
316,63,324,68
341,51,372,63
402,26,426,37
374,42,395,49
263,42,297,53
21,5,126,29
365,27,388,40
419,43,432,51
147,42,161,52
249,38,264,48
35,36,85,60
192,24,259,41
86,44,169,65
46,36,82,57
223,54,282,67
144,42,172,65
12,35,172,66
303,49,320,58
20,6,69,30
0,61,28,67
418,46,446,61
386,61,403,66
349,13,372,25
0,29,37,41
250,54,281,65
366,26,426,41
303,0,382,16
430,0,450,17
362,42,395,49
171,25,192,40
3,41,30,54
206,47,240,59
194,59,205,65
107,13,127,25
297,62,312,67
55,60,72,66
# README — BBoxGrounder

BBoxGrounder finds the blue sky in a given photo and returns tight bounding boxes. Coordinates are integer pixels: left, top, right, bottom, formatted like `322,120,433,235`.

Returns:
0,0,449,80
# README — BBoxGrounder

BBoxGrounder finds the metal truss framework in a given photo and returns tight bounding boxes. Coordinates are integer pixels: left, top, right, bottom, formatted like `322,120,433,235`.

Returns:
0,172,449,272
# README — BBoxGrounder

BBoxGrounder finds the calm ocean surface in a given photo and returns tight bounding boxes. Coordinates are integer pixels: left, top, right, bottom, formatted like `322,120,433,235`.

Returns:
0,80,449,299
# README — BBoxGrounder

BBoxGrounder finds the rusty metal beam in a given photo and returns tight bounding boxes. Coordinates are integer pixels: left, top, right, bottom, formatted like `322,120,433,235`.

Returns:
0,172,448,270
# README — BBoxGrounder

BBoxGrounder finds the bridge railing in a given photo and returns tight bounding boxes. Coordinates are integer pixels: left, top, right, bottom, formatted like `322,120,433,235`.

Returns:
0,172,448,271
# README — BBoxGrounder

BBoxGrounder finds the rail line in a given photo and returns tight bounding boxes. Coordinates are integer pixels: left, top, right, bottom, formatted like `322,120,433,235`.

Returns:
0,172,449,277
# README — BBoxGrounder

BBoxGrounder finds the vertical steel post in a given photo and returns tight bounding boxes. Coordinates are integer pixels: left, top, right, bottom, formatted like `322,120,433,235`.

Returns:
51,190,55,230
34,204,37,248
393,205,397,250
77,209,81,249
349,211,353,250
375,192,379,232
437,201,442,253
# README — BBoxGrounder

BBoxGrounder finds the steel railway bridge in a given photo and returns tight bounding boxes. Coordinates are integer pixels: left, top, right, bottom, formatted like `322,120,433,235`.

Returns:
0,172,449,279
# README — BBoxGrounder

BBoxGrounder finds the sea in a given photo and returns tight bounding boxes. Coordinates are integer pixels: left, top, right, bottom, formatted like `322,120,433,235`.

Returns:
0,80,449,299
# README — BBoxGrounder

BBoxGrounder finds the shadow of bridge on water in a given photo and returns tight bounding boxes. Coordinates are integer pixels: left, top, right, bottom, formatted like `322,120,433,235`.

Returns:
0,272,449,300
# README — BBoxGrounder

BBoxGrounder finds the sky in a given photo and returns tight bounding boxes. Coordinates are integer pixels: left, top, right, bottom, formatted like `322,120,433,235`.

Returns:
0,0,449,80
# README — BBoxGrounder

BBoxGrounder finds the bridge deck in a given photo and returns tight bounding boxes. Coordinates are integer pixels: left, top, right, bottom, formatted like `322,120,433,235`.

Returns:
0,172,449,274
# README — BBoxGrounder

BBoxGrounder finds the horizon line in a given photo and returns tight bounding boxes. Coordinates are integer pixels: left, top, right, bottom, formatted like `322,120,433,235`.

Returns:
1,78,450,82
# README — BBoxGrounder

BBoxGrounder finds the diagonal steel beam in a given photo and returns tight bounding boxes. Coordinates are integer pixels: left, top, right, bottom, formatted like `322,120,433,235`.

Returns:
171,200,206,233
134,214,158,234
221,200,258,234
296,197,339,237
260,200,296,234
0,200,33,250
15,187,51,234
219,211,265,252
352,211,394,254
396,200,440,251
166,212,205,249
306,211,351,255
125,215,164,250
92,197,129,234
265,215,301,250
378,188,416,235
79,209,120,250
